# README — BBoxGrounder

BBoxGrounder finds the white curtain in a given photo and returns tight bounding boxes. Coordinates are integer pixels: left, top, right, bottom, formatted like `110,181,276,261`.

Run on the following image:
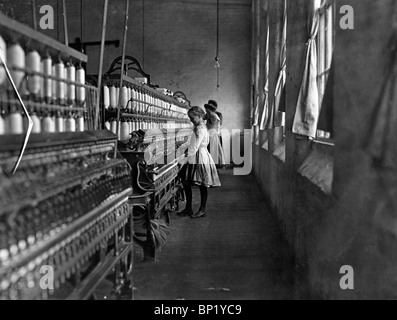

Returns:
292,0,321,138
252,0,261,127
259,23,270,130
272,0,287,128
253,44,260,127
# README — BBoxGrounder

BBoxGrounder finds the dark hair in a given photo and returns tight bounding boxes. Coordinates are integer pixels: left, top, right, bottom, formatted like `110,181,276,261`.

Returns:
208,100,218,108
188,106,206,118
204,103,216,112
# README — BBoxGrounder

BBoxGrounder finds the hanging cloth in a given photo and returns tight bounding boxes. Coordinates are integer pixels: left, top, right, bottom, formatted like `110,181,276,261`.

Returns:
259,23,270,130
292,0,321,138
253,94,260,126
271,0,287,127
253,42,261,127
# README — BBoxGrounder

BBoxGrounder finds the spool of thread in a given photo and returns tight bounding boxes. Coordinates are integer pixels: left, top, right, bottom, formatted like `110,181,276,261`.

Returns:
42,56,53,103
6,44,25,90
42,114,55,133
110,119,117,135
136,91,140,112
19,77,29,98
0,36,7,86
55,61,66,104
109,85,117,109
76,67,86,105
116,87,120,107
31,113,41,134
39,61,44,100
56,113,64,132
65,116,76,132
132,89,137,111
120,120,130,141
120,86,128,109
127,87,132,108
105,121,111,131
66,64,76,104
26,51,41,96
76,115,84,132
103,85,110,109
0,115,5,135
5,111,24,134
52,66,56,102
138,92,143,113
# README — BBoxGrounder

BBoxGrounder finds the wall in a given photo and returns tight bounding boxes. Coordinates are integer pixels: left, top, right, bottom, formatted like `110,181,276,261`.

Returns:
94,0,252,133
330,0,397,300
253,0,397,299
0,0,253,160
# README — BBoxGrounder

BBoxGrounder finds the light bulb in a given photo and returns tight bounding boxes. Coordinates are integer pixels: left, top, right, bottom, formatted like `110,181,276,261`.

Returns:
214,57,220,69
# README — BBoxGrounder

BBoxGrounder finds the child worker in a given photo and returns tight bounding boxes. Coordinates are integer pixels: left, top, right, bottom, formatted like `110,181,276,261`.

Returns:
204,100,226,168
178,106,221,218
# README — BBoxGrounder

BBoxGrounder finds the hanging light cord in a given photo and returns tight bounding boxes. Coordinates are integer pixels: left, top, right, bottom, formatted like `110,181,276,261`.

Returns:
216,0,220,89
216,0,219,59
142,0,145,70
80,0,84,53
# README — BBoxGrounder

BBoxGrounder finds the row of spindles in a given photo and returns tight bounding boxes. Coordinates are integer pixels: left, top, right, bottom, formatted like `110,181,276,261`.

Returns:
0,101,85,134
0,35,87,135
106,117,191,141
103,84,187,117
102,83,191,140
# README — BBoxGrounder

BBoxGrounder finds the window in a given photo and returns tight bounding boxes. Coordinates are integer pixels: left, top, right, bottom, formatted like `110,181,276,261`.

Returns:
316,0,335,140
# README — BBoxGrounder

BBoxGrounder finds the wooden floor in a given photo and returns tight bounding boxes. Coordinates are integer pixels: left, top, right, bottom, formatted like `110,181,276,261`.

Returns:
131,169,296,300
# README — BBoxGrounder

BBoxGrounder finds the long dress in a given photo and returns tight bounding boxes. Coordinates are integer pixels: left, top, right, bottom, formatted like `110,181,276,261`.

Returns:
180,122,221,187
205,112,226,166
